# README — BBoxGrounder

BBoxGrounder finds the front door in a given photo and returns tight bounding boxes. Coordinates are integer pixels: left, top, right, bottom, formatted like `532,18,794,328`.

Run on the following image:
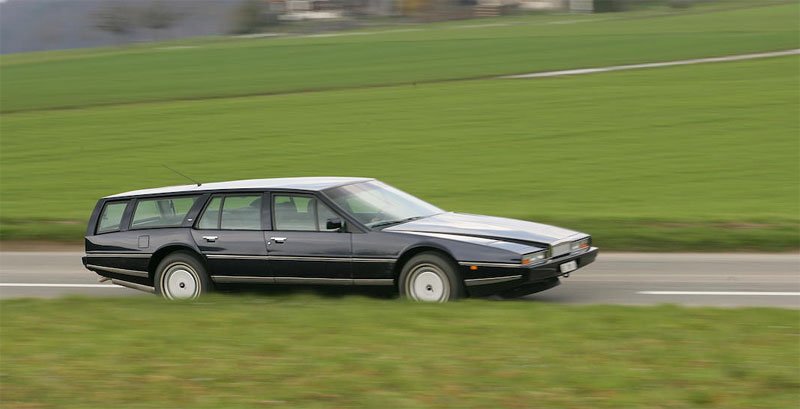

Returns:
191,193,269,280
267,193,352,283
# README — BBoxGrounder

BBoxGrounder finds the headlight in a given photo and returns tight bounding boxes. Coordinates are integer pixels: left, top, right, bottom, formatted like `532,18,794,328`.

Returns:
571,237,591,252
521,250,547,265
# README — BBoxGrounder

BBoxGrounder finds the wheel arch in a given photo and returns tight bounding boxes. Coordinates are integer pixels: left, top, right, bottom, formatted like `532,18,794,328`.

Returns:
393,245,459,281
148,245,206,279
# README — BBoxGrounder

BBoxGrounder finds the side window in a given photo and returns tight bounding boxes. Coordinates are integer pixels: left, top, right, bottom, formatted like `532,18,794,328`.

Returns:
131,196,199,229
273,195,339,232
318,201,339,232
197,195,262,230
197,197,222,229
96,201,128,234
220,195,262,230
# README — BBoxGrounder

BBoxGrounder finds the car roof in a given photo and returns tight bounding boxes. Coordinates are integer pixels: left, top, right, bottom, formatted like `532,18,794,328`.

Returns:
104,177,373,199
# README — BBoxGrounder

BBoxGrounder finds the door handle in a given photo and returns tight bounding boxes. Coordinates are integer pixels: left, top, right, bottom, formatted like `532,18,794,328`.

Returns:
202,235,218,243
270,237,287,244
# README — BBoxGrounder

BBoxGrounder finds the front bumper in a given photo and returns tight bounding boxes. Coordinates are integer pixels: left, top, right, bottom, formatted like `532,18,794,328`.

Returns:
463,247,599,296
526,246,598,282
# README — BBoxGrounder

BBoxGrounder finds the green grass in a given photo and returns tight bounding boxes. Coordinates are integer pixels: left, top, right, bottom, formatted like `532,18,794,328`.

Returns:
1,2,797,112
1,295,798,408
2,56,798,249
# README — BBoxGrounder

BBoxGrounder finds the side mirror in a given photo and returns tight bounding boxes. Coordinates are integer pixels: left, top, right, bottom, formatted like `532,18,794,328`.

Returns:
326,218,343,231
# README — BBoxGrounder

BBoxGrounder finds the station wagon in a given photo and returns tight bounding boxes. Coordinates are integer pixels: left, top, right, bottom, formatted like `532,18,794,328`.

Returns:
83,177,598,302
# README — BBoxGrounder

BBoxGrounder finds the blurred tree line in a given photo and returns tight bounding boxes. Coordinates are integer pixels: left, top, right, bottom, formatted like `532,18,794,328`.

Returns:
93,1,183,41
93,0,700,39
1,0,708,53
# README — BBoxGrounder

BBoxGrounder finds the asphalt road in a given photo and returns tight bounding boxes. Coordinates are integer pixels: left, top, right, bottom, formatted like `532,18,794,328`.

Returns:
1,252,798,308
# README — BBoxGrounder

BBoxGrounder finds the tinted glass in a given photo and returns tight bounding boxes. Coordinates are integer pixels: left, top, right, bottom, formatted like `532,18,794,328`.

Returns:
273,195,339,231
274,195,315,231
220,195,262,230
131,196,198,229
325,181,442,227
197,197,222,229
317,201,339,232
96,201,127,234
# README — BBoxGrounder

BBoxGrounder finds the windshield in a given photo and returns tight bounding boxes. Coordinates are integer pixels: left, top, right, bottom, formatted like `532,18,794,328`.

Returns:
324,181,444,228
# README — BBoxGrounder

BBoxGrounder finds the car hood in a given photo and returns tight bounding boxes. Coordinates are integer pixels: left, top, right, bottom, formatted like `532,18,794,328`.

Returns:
384,212,585,245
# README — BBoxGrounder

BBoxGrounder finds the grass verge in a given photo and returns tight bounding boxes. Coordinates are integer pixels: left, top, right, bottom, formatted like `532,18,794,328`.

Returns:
1,295,798,408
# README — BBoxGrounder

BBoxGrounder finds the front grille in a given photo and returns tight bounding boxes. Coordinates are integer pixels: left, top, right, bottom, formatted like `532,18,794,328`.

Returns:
551,242,571,258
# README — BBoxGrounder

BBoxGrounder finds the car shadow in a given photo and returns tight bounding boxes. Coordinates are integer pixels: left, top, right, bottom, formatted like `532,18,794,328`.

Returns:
215,284,398,300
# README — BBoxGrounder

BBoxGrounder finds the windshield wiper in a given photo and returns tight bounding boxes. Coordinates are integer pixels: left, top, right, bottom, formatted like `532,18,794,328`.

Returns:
369,216,426,229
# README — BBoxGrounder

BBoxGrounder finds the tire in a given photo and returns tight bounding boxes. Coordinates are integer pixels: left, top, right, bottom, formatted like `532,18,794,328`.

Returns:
154,251,211,300
399,252,463,302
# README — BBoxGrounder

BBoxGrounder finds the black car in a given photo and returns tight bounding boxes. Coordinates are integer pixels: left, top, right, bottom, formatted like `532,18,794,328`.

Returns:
83,177,598,302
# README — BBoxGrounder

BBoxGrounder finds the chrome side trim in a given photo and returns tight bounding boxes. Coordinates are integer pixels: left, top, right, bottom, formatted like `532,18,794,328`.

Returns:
85,253,152,259
353,278,394,286
211,275,275,284
269,256,351,262
464,275,523,286
110,279,155,294
210,276,394,286
458,261,521,268
275,277,351,285
206,255,267,260
205,255,396,263
352,258,396,263
87,264,149,278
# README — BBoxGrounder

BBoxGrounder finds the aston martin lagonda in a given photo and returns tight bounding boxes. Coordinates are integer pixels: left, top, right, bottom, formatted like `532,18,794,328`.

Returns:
83,177,598,302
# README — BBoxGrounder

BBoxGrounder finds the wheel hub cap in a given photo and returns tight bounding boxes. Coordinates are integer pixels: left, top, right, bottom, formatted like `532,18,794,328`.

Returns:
165,267,197,300
411,270,445,302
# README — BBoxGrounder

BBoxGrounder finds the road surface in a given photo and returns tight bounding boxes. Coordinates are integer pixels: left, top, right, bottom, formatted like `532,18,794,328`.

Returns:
1,252,798,308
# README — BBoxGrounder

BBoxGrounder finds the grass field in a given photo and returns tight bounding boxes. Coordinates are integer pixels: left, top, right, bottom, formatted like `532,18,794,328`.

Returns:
0,2,798,250
1,295,798,408
0,2,797,112
1,56,797,249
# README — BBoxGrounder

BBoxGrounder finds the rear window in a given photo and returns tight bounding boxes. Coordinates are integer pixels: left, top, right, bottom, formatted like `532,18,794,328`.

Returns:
96,201,128,234
131,196,199,229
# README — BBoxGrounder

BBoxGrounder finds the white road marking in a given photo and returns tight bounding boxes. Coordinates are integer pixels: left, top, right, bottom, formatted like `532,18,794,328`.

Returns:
502,49,800,79
638,291,800,296
545,19,598,25
0,283,124,289
234,33,285,39
452,23,511,29
155,46,200,50
305,31,376,38
383,28,424,33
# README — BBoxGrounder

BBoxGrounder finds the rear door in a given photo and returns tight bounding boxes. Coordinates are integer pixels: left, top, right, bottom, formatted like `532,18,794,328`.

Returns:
266,193,352,283
191,193,270,280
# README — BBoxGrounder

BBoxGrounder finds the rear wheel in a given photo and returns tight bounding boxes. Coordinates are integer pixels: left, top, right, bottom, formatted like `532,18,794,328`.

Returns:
399,252,463,302
154,251,211,300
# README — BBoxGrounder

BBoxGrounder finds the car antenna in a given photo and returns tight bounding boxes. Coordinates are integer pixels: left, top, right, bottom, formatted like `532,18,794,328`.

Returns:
162,164,202,186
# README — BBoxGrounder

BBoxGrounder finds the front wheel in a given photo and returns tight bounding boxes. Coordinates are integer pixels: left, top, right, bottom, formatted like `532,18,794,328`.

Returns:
154,251,211,300
399,252,463,302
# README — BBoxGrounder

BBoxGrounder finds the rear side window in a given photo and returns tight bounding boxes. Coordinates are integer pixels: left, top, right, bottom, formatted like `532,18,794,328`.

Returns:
197,197,222,229
131,196,199,229
221,195,262,230
96,201,128,234
197,194,262,230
